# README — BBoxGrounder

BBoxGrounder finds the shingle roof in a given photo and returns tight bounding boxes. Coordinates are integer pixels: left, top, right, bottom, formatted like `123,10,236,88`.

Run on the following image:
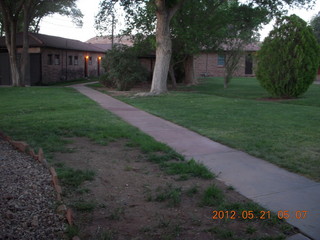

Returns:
0,32,106,53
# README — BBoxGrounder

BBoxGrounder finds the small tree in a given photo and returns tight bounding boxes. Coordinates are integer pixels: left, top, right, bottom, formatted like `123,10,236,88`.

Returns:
256,14,320,98
101,45,148,91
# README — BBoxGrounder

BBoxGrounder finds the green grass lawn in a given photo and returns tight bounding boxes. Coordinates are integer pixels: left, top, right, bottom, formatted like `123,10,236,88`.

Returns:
0,87,171,159
114,78,320,181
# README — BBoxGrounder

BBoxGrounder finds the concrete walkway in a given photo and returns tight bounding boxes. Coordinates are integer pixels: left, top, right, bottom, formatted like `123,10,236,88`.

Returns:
72,84,320,240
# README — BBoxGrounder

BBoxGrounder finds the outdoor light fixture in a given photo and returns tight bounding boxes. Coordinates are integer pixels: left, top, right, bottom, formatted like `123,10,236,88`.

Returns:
98,56,102,60
85,56,89,59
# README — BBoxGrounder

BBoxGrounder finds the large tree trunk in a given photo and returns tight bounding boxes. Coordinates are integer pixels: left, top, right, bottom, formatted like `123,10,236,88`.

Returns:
150,0,184,95
0,1,24,87
150,7,171,94
183,55,197,85
7,22,21,87
21,0,33,86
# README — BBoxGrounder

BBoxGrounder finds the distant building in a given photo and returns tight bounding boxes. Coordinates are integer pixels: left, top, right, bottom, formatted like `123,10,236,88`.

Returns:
0,32,106,86
193,42,260,79
86,35,133,48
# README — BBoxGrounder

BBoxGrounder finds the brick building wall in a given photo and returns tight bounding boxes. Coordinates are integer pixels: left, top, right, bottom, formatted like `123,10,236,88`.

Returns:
41,49,104,84
193,52,256,79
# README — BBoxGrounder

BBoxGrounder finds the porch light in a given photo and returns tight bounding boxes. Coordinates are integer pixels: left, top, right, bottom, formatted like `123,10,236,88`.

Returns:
85,56,89,59
98,56,102,60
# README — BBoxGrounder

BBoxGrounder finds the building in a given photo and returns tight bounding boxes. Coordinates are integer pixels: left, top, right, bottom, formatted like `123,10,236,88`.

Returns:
0,32,106,86
193,42,260,79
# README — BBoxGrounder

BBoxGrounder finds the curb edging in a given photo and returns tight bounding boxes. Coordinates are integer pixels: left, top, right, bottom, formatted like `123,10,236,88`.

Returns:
0,131,78,239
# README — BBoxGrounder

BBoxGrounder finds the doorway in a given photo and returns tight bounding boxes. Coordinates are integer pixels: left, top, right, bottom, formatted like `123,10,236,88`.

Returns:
84,56,88,77
245,54,253,75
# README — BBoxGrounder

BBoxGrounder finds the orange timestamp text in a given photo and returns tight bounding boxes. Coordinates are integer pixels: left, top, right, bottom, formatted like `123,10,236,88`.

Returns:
212,210,308,220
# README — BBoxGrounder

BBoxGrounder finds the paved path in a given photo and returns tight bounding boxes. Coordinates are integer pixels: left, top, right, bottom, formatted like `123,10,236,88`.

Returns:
72,84,320,240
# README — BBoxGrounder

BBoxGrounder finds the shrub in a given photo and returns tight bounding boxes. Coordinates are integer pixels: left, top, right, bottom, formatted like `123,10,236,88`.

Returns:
100,45,148,91
256,14,320,98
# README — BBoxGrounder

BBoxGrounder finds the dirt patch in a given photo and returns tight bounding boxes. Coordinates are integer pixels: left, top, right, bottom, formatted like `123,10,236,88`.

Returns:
95,82,190,97
54,138,296,240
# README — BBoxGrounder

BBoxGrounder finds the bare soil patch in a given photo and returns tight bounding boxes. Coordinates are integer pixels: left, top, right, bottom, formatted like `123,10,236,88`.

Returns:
54,137,296,240
95,82,191,98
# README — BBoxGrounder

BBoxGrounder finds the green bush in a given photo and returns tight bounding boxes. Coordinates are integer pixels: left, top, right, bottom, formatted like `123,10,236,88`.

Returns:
100,45,148,91
256,14,320,98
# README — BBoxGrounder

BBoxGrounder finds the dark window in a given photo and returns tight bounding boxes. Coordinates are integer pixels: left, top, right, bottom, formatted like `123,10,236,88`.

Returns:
48,54,53,65
54,54,60,65
68,56,73,65
217,54,225,66
89,56,92,65
74,56,79,65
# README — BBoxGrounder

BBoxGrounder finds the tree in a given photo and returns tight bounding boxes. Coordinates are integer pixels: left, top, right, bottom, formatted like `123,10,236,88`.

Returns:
171,0,267,86
97,0,185,95
220,39,246,88
0,0,83,86
0,0,24,86
256,15,320,98
310,12,320,43
96,0,315,95
100,44,148,91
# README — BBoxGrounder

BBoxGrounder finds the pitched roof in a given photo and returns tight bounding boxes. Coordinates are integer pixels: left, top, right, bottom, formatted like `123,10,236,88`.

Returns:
86,35,133,46
219,40,261,52
90,43,113,51
0,32,106,53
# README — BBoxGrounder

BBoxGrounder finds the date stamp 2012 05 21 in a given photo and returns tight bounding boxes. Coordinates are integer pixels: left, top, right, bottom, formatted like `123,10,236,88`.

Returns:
212,210,308,220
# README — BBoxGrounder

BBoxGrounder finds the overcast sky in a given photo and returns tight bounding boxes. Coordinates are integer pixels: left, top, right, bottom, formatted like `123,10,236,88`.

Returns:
39,0,320,42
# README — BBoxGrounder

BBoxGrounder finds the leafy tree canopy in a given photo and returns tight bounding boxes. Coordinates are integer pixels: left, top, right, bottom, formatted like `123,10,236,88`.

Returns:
95,0,315,94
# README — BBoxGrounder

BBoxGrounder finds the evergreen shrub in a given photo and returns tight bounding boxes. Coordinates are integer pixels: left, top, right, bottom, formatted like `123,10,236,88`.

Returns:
256,15,320,98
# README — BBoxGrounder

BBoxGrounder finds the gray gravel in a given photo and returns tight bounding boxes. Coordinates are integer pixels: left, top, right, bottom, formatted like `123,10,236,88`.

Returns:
0,139,65,240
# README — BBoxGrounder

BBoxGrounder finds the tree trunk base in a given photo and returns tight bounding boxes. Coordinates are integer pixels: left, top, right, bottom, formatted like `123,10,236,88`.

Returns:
134,91,168,97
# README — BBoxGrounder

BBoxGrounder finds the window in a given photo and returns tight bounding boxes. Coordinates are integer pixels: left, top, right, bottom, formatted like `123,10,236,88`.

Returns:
54,54,60,65
89,56,92,65
74,56,79,65
47,54,53,65
217,54,225,66
68,56,73,65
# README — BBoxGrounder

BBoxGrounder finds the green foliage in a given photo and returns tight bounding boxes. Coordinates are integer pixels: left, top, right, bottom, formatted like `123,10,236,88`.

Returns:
256,14,320,98
65,225,80,239
72,200,96,212
200,185,224,206
100,45,148,91
310,12,320,43
56,167,95,187
161,159,215,179
154,184,182,207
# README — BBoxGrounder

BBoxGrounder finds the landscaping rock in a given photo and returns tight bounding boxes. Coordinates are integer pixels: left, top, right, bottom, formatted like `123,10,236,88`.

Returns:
0,139,65,239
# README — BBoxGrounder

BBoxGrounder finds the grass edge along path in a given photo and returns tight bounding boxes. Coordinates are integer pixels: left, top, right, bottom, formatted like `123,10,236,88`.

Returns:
94,78,320,181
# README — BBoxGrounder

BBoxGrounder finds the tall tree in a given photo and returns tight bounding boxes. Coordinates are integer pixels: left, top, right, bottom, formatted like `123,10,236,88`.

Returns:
0,0,83,86
96,0,315,95
97,0,185,95
0,0,24,86
170,0,267,86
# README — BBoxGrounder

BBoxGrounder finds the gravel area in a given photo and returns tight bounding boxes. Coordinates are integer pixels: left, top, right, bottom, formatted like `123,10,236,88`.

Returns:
0,139,65,240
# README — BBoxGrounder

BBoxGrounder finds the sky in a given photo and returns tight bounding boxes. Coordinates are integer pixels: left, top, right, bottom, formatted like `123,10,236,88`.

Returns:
39,0,320,42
